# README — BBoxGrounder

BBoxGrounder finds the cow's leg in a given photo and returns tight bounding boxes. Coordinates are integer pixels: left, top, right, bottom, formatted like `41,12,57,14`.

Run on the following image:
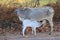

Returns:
47,18,53,35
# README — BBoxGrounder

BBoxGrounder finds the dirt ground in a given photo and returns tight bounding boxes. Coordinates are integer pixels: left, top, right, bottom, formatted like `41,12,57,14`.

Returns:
0,32,60,40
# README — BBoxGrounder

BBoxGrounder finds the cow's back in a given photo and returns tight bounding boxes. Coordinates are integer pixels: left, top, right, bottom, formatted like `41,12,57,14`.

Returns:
28,7,54,21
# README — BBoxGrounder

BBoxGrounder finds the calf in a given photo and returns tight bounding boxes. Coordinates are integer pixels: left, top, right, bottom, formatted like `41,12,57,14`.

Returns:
22,19,46,36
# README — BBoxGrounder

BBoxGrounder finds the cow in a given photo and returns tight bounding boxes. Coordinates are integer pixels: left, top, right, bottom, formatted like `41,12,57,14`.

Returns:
14,6,54,35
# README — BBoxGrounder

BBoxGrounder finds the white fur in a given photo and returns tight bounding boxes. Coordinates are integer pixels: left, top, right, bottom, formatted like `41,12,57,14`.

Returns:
22,19,46,36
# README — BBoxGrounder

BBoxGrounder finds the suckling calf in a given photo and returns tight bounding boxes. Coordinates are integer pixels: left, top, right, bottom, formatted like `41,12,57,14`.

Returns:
22,19,46,36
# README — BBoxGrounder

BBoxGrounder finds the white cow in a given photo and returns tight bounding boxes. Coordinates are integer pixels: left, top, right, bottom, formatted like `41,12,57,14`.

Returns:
14,6,54,34
21,19,46,36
